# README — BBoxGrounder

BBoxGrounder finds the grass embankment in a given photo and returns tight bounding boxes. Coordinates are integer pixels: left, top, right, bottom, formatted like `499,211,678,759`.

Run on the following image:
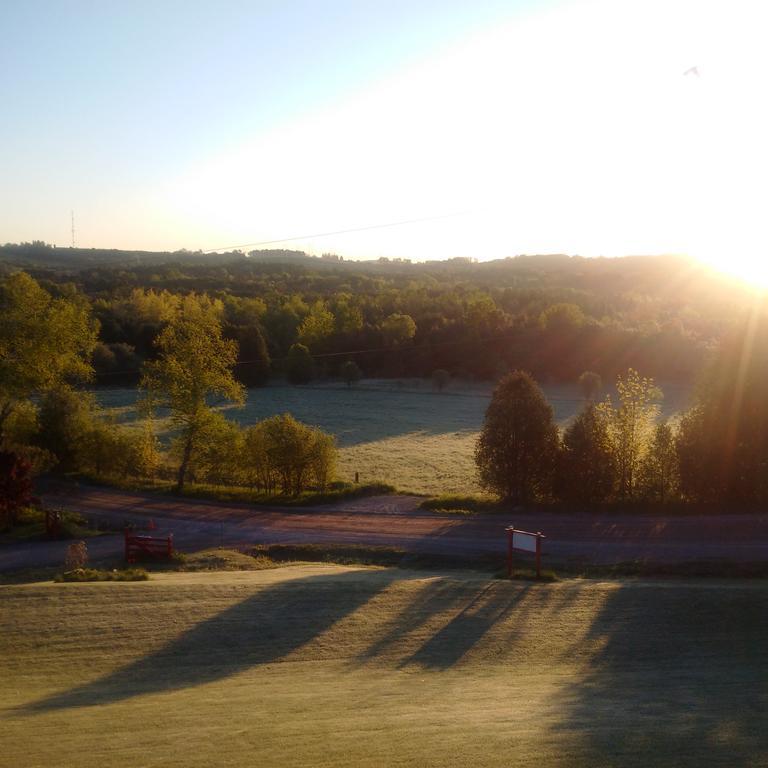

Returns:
54,568,148,582
80,475,396,506
2,567,767,768
0,507,99,543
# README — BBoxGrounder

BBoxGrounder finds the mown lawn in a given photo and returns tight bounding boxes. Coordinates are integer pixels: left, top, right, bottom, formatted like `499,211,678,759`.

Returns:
94,380,689,495
1,566,766,767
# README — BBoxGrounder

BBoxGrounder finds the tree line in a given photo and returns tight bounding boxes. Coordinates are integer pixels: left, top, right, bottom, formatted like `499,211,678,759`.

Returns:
2,247,747,385
477,341,768,508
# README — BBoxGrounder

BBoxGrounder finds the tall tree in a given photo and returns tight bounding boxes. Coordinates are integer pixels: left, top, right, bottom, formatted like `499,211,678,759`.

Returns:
598,368,661,500
0,272,97,440
676,311,768,504
475,371,559,503
556,404,616,504
141,295,244,492
286,343,314,384
638,421,678,503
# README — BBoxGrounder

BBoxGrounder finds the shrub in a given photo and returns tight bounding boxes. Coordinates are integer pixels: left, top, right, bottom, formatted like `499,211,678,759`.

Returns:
64,540,88,571
56,567,148,582
243,414,336,494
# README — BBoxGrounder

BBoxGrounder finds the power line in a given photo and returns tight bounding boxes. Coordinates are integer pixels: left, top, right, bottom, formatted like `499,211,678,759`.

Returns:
201,211,470,254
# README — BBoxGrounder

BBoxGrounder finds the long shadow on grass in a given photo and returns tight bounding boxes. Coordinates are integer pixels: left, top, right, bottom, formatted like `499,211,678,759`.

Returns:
21,570,400,714
556,583,768,767
357,580,576,670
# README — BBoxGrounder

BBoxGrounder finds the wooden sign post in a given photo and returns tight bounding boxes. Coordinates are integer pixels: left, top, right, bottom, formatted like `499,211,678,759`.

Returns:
505,526,545,579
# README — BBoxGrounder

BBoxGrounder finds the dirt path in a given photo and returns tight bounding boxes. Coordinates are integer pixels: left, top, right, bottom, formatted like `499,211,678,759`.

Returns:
3,485,768,571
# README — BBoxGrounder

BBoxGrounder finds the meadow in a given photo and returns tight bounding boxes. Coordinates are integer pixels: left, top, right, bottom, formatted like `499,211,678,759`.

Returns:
95,380,690,495
2,566,766,768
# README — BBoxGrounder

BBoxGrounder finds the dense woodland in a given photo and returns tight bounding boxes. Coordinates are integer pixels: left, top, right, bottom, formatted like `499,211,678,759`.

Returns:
0,241,750,386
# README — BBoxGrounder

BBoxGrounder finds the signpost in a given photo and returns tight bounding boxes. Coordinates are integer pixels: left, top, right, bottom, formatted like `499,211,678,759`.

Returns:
505,526,545,579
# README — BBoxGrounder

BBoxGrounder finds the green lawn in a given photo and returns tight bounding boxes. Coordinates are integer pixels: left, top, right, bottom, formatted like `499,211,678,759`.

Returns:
2,566,766,767
94,380,689,495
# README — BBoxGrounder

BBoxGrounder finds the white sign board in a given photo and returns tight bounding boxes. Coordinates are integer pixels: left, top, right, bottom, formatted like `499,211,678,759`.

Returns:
511,532,538,553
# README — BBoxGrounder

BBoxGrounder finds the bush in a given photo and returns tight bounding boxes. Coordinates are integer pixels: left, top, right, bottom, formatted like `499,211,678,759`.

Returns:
64,540,88,570
242,413,336,494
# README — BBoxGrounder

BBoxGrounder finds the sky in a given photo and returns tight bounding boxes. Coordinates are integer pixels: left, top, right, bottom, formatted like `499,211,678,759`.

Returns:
1,0,767,272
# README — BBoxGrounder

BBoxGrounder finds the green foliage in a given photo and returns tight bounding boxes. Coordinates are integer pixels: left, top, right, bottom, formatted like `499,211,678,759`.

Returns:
285,343,314,384
140,294,244,491
556,404,617,504
598,368,661,500
637,422,679,503
36,388,97,472
340,360,362,387
475,371,559,503
381,313,416,346
331,297,364,334
226,323,270,386
0,272,97,438
178,411,244,486
242,413,336,495
298,300,335,348
538,302,586,332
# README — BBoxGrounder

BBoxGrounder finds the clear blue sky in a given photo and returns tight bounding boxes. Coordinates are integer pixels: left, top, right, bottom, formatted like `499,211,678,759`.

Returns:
2,0,766,276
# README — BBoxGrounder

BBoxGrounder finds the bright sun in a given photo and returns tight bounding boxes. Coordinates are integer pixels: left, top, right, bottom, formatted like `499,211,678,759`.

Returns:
695,241,768,290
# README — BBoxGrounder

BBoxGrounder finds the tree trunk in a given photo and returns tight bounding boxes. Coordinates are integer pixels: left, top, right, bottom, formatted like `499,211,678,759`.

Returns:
177,436,194,493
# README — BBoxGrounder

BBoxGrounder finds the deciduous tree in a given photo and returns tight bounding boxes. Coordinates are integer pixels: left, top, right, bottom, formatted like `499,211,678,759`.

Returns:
0,272,97,440
141,296,244,492
475,371,559,503
556,404,616,504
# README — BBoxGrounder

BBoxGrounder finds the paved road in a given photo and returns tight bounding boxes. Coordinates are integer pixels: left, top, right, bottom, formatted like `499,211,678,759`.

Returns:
3,486,768,571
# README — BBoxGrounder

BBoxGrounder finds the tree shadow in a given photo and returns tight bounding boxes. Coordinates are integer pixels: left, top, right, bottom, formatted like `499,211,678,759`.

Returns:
555,583,768,767
21,570,399,714
405,584,533,669
356,579,580,670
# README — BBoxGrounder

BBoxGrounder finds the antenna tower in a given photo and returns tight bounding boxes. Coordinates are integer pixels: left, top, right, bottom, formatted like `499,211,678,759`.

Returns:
71,210,76,248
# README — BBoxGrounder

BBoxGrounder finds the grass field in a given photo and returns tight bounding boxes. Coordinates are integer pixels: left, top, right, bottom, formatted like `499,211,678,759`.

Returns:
94,380,690,495
2,566,766,768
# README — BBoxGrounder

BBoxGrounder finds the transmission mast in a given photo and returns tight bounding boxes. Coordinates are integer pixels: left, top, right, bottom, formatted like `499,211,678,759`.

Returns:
71,210,76,248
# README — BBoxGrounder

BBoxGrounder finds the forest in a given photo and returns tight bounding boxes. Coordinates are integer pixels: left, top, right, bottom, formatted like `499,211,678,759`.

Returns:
0,242,750,386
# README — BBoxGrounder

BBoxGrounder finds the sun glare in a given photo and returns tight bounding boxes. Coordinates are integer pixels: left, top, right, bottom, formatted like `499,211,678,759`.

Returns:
698,254,768,290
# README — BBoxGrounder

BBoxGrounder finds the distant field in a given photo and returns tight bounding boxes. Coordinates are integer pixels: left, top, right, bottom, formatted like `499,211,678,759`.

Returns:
2,567,766,768
94,380,689,495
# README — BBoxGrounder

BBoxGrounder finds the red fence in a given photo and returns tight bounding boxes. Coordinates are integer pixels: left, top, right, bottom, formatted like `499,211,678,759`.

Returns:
124,531,174,563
